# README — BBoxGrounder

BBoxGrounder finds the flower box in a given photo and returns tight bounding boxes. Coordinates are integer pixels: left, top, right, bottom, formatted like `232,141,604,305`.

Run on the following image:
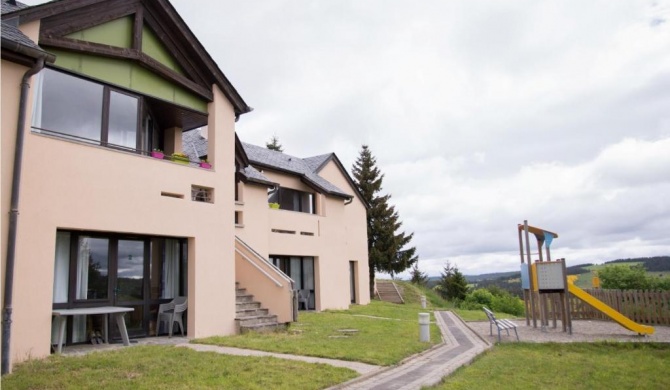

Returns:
171,154,190,165
199,161,212,169
151,151,164,159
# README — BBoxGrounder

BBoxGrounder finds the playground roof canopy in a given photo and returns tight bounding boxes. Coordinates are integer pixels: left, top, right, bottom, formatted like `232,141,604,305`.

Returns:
517,224,558,240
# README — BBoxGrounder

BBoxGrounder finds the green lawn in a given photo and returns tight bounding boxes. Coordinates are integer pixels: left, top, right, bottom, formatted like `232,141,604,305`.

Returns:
430,342,670,390
194,300,442,366
1,346,357,390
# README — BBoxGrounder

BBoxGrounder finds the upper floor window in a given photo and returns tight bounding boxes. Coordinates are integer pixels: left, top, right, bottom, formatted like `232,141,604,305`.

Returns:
268,187,315,214
32,68,143,152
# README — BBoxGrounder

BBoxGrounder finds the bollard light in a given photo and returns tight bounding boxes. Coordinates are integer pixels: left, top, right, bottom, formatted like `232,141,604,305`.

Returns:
419,312,430,342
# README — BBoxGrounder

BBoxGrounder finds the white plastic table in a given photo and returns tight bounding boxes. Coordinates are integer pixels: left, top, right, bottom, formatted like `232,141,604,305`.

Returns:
52,306,134,353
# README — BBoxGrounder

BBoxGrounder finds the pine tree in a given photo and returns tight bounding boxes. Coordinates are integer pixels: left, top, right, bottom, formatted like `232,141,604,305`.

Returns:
438,261,468,301
266,135,284,152
409,263,428,287
352,145,418,297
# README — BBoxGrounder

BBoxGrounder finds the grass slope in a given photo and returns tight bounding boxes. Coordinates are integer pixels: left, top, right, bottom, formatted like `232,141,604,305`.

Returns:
195,300,442,366
2,346,357,390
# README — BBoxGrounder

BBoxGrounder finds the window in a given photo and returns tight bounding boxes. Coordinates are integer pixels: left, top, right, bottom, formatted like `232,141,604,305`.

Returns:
268,187,315,214
191,185,213,203
33,68,142,151
270,255,315,310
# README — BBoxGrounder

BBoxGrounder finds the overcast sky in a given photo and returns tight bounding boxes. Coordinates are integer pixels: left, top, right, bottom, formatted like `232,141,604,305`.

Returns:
26,0,670,276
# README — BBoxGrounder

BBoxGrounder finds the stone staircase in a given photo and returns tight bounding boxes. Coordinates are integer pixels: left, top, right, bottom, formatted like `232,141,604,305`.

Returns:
235,283,280,333
376,280,405,304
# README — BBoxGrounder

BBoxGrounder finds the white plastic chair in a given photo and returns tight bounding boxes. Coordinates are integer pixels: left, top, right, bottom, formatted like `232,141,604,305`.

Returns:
157,296,187,337
298,290,311,310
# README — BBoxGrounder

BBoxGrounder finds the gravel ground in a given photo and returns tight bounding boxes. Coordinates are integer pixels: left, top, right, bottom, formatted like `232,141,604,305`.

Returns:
466,319,670,344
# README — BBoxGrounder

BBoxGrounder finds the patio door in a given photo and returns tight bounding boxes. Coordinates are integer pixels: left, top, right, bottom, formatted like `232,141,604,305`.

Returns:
70,235,149,341
53,231,188,345
113,239,147,338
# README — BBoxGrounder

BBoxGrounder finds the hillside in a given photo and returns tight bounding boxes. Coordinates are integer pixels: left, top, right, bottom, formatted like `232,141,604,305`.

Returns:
423,256,670,296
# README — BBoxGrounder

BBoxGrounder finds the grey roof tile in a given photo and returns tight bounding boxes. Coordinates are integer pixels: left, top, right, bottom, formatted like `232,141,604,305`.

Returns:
1,0,29,15
1,22,41,51
242,142,351,198
181,128,208,161
243,165,274,186
303,153,332,172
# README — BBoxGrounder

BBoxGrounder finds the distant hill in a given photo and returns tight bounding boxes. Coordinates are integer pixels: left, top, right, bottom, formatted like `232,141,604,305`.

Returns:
463,271,520,283
420,256,670,296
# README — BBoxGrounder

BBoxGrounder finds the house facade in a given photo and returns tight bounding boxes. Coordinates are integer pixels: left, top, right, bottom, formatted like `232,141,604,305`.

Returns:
234,143,370,317
1,0,368,372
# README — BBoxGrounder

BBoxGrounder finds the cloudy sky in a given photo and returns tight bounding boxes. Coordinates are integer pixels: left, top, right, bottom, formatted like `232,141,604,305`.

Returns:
27,0,670,276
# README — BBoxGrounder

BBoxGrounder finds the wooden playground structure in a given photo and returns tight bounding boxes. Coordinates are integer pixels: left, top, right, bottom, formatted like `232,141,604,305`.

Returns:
518,220,572,334
517,220,654,335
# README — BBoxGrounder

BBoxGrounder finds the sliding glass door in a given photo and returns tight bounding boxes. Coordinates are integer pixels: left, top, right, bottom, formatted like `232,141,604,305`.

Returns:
52,232,187,345
270,255,315,310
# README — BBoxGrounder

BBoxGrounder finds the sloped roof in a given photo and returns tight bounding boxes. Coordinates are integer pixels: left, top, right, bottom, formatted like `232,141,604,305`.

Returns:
182,129,208,162
1,1,55,63
242,142,352,199
243,165,274,187
1,0,28,14
2,0,251,117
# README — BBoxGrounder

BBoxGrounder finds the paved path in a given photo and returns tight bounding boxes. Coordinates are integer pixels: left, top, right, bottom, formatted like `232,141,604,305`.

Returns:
330,311,491,390
180,343,381,375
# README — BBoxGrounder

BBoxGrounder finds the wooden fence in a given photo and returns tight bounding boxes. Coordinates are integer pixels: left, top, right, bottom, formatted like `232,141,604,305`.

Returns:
530,290,670,326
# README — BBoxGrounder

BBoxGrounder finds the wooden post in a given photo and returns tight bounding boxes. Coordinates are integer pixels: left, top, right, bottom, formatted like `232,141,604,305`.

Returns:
518,227,530,326
524,221,537,328
560,258,572,334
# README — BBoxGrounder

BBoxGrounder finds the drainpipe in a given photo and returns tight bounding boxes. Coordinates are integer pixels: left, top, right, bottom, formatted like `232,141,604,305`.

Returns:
2,57,46,375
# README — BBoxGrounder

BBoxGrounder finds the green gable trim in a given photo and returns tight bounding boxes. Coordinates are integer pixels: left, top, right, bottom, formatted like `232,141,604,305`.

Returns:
65,16,133,49
142,25,185,76
47,48,208,113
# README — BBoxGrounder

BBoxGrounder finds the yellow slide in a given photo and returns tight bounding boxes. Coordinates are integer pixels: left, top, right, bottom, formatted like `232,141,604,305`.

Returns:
567,279,654,335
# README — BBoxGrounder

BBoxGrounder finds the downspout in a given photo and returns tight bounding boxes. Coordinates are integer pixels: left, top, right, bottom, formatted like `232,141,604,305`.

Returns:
2,57,46,375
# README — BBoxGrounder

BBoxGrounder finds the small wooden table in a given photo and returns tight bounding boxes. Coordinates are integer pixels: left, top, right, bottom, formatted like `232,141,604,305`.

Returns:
52,306,134,353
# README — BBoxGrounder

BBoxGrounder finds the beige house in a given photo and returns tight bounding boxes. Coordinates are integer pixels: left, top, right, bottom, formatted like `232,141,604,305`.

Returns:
1,0,368,373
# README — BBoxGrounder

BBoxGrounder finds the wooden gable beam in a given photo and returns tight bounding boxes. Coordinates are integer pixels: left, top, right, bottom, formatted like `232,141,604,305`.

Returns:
40,0,138,38
40,36,214,101
141,6,211,88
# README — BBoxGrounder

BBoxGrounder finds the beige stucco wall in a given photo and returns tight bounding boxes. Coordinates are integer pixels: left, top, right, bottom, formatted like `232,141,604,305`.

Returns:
1,56,238,367
235,164,370,313
318,161,370,305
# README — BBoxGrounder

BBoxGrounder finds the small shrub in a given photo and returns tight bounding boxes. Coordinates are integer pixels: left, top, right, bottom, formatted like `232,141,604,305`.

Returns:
459,288,525,316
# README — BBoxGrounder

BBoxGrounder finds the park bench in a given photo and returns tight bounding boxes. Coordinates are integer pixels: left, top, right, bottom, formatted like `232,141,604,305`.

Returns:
483,307,519,342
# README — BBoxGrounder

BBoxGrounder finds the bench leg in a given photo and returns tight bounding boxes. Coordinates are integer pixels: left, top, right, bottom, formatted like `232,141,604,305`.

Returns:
514,327,519,341
497,328,502,342
103,314,109,344
114,313,131,346
55,316,67,354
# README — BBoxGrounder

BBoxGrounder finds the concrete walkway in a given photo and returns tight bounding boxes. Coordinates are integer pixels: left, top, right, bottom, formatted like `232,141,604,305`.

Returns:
330,311,491,390
180,343,382,375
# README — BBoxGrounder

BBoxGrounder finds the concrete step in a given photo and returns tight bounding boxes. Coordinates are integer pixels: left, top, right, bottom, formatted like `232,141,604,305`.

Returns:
236,308,269,318
236,301,261,311
239,322,281,334
236,315,278,327
235,288,247,296
235,294,255,303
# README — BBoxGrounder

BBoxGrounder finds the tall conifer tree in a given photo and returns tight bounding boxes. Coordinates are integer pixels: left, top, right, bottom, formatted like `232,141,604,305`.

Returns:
266,135,284,152
352,145,418,296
